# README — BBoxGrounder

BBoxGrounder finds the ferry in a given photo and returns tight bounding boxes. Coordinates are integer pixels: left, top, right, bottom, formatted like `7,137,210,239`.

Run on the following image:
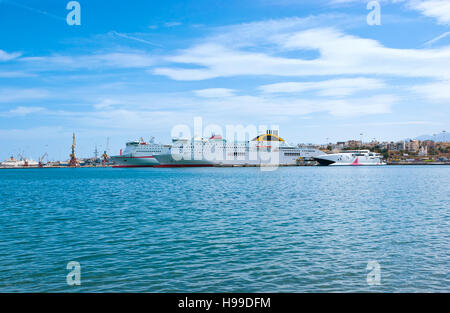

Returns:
110,138,169,168
314,150,386,166
0,156,39,167
153,131,324,167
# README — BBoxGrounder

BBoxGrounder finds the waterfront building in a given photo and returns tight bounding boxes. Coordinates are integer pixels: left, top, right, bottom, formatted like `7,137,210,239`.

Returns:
346,140,362,148
388,141,406,151
418,146,428,156
405,140,419,153
421,140,435,149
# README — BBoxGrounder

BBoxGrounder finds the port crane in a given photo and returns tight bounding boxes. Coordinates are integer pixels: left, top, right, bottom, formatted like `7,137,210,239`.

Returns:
38,152,48,168
94,145,99,160
101,137,110,166
17,153,29,166
69,132,79,167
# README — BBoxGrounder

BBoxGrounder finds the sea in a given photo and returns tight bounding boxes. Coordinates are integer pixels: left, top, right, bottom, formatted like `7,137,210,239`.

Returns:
0,166,448,292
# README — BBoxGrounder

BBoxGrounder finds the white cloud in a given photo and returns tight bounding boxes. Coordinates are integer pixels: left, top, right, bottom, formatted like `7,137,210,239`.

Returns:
0,71,36,78
329,0,450,25
0,88,48,102
323,95,395,116
181,92,395,117
21,52,155,70
328,0,362,4
0,49,21,61
61,83,393,120
4,106,45,116
260,78,386,96
411,80,450,102
164,22,182,27
154,27,450,81
93,98,122,110
5,88,394,130
194,88,236,98
407,0,450,25
209,15,359,48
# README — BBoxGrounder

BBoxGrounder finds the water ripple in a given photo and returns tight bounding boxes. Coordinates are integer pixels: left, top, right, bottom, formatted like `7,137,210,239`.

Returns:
0,166,448,292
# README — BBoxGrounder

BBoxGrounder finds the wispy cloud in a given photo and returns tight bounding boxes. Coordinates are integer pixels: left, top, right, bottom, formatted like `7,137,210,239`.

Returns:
410,80,450,102
259,78,386,97
194,88,236,98
0,88,48,103
0,71,35,78
329,0,450,25
109,31,163,47
2,0,65,21
306,120,441,128
21,51,156,70
1,106,45,116
154,26,450,81
0,49,21,61
164,22,182,27
407,0,450,25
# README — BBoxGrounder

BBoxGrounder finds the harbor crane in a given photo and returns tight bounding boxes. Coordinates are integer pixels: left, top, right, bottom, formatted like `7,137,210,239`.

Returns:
102,137,110,166
38,152,48,167
17,153,29,166
69,132,79,167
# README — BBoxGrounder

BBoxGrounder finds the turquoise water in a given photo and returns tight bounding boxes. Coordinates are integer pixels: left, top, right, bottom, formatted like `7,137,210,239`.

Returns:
0,166,448,292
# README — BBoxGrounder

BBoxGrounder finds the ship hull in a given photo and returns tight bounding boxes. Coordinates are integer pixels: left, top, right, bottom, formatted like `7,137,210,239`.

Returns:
155,164,215,168
110,155,159,167
155,148,322,167
153,153,215,167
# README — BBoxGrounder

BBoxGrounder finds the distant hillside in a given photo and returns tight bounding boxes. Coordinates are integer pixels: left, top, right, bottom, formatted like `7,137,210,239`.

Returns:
414,132,449,142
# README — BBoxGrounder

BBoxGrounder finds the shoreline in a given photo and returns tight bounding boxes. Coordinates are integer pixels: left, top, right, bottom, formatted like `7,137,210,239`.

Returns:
1,163,449,169
387,162,450,165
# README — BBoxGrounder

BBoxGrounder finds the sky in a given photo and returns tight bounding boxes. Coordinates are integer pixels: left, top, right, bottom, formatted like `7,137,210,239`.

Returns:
0,0,449,161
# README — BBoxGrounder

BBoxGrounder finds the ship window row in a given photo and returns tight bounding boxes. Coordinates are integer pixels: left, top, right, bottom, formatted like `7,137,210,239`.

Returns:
178,147,245,150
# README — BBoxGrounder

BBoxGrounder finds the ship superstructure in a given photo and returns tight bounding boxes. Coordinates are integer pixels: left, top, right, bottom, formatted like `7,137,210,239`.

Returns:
110,138,168,168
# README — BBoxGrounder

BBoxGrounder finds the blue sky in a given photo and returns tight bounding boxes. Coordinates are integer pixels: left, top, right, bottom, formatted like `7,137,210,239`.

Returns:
0,0,449,160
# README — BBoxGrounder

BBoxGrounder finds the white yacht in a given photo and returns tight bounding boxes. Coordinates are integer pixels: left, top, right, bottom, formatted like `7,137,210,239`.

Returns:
314,150,386,166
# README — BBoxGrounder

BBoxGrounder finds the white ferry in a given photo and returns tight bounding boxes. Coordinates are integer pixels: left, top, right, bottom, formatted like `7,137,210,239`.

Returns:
110,138,168,168
154,131,324,167
314,150,386,166
1,156,39,167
